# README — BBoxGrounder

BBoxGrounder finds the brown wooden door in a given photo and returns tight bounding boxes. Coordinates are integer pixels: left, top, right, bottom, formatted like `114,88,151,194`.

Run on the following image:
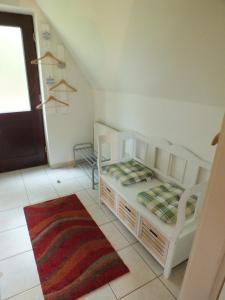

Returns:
0,12,47,172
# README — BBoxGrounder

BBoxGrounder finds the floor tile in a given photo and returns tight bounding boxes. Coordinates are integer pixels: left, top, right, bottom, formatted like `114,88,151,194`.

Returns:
21,166,49,186
86,204,112,226
53,177,84,197
76,190,97,208
79,284,116,300
113,220,137,245
86,188,100,202
0,226,32,261
132,242,163,276
121,278,175,300
73,165,89,177
100,204,117,222
77,175,93,189
21,166,46,173
25,183,58,204
45,166,85,184
110,246,156,299
0,208,26,233
0,188,29,211
0,170,23,190
9,286,44,300
0,251,40,299
160,261,187,298
100,222,130,251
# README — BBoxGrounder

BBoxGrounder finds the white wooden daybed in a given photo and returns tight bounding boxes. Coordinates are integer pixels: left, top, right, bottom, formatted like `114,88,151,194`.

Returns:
97,132,211,278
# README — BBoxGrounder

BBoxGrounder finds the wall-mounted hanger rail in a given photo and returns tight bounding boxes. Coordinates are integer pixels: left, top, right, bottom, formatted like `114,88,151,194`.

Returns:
36,95,69,110
49,79,77,92
31,51,66,67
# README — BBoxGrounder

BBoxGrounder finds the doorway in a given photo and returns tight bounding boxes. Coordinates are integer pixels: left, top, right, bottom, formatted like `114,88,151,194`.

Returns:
0,12,47,172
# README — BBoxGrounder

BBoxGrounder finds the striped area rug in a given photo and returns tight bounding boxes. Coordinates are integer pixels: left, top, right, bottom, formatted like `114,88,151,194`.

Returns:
24,194,129,300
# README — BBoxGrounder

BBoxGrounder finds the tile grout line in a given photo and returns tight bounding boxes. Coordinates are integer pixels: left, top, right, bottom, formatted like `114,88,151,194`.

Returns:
108,284,118,300
23,177,61,204
5,284,41,300
131,243,162,278
105,232,161,299
112,221,137,247
130,244,178,299
158,276,178,300
0,205,26,213
115,242,136,253
114,277,157,300
43,166,61,197
108,220,161,278
20,169,31,205
43,165,86,197
0,224,27,235
98,218,116,227
85,188,99,201
0,249,32,263
129,244,162,278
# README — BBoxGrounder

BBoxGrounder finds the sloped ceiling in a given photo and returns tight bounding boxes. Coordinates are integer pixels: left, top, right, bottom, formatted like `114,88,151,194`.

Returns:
36,0,225,105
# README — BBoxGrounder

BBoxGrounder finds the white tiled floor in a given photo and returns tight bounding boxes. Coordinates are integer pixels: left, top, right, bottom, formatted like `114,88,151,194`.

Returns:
100,222,130,251
0,165,186,300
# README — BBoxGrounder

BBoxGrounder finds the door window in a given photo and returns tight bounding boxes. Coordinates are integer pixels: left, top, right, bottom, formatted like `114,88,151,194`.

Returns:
0,25,31,113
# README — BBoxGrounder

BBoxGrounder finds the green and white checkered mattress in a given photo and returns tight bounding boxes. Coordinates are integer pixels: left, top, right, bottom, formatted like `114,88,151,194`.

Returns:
102,160,154,186
137,183,197,224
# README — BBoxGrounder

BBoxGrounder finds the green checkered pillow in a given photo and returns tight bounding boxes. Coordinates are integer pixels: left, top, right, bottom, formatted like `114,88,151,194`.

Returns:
137,183,197,224
102,160,154,186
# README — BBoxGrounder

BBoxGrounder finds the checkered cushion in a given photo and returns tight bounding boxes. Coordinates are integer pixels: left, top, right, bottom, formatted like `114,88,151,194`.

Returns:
137,183,197,224
102,160,154,186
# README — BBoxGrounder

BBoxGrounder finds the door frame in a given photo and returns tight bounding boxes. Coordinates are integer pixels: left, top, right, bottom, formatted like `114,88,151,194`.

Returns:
180,114,225,300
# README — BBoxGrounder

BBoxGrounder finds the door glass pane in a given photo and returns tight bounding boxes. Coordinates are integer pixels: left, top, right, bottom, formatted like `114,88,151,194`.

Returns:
0,25,31,113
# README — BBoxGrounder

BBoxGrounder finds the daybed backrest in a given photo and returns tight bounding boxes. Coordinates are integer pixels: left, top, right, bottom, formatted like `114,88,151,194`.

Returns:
98,131,211,188
145,137,211,189
98,131,134,165
94,121,119,156
120,132,148,163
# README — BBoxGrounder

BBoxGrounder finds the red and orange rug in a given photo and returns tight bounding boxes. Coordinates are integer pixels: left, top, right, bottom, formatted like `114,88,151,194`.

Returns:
24,194,129,300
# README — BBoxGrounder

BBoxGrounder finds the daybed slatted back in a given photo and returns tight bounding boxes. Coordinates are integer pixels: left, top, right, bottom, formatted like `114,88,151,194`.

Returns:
146,138,211,188
94,121,119,158
98,131,211,189
120,132,149,163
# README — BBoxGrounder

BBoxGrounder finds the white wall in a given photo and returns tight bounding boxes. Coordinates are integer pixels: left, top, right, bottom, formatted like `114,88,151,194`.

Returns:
0,0,94,167
36,23,94,167
36,0,225,106
94,91,224,162
35,0,225,163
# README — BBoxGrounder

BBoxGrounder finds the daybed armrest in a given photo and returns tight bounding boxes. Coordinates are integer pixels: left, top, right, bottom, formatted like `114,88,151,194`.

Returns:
175,182,208,233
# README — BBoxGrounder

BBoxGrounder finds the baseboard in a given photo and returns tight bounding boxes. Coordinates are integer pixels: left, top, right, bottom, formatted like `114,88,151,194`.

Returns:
48,160,75,169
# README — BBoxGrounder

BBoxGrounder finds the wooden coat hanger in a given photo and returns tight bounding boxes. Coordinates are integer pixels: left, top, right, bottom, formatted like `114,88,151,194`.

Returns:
36,95,69,110
31,51,65,67
49,79,77,92
212,133,220,146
